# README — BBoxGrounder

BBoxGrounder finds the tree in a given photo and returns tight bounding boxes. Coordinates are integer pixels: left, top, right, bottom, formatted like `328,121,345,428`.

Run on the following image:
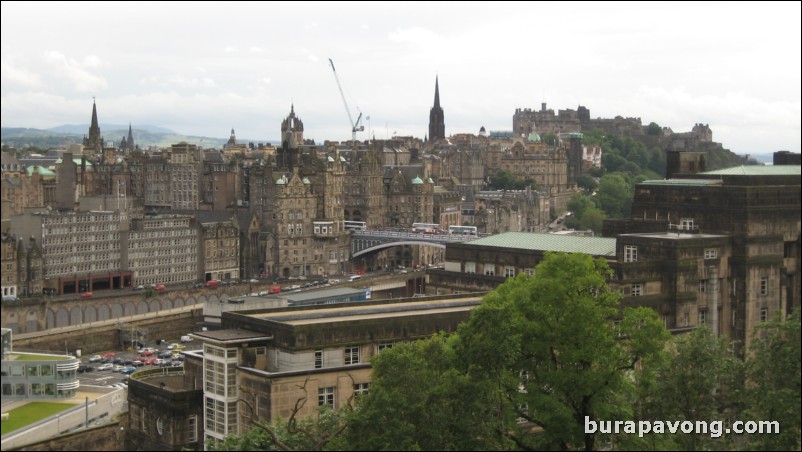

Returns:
210,378,351,451
455,253,670,450
209,405,349,451
647,122,662,136
639,326,743,451
576,173,598,194
487,169,536,191
744,309,801,451
578,206,606,233
342,334,502,450
596,173,634,219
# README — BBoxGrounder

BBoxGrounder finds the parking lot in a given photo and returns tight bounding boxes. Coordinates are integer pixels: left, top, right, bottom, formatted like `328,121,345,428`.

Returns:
77,339,202,389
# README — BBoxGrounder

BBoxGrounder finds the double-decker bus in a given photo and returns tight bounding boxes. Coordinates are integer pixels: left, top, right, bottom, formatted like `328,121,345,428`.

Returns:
448,225,478,236
344,220,367,231
412,223,440,234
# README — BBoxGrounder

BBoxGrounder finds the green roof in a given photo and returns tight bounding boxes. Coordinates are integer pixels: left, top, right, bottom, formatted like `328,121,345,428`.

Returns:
467,232,617,257
26,165,55,177
640,179,721,187
700,165,801,176
411,176,423,184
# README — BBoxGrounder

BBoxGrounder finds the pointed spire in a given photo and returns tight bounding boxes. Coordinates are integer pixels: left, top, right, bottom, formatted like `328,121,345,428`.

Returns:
434,76,440,108
127,123,134,150
91,98,99,129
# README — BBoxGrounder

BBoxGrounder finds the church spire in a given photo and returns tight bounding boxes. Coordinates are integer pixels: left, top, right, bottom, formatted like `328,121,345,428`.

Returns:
428,77,445,143
83,97,102,152
126,123,134,151
91,99,99,129
434,75,440,108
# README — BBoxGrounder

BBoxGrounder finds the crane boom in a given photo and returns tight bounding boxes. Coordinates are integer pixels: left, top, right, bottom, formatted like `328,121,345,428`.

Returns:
329,58,364,141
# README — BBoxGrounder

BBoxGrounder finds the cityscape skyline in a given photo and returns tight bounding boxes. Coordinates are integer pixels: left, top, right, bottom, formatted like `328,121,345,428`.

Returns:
1,2,800,154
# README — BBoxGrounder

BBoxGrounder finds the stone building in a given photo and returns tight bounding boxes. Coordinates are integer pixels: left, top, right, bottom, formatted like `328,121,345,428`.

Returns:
129,296,482,447
428,77,445,143
196,212,240,283
605,164,801,350
7,210,203,294
426,232,617,295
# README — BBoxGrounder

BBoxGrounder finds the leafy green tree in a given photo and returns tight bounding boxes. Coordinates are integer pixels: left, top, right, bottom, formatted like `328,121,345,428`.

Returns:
209,405,349,451
586,165,605,178
640,326,743,451
455,253,670,450
487,169,536,190
541,132,559,146
342,334,502,451
576,173,598,194
647,122,662,136
597,173,634,219
578,206,607,233
744,308,801,451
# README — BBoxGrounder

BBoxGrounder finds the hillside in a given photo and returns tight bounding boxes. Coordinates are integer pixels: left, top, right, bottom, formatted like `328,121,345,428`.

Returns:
1,127,230,150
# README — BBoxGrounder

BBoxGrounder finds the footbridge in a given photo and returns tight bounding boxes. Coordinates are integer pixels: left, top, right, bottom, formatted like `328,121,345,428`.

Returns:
351,229,480,258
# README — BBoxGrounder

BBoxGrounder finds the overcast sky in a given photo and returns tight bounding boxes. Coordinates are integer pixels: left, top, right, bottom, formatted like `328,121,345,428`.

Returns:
2,1,800,155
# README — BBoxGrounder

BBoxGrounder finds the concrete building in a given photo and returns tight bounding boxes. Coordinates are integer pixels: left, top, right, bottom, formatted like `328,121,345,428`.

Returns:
427,232,617,295
125,296,481,448
605,164,801,350
1,328,80,400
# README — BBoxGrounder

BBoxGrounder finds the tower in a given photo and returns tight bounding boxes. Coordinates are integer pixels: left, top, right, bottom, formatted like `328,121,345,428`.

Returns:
428,77,445,143
83,99,102,152
126,123,135,152
279,105,304,170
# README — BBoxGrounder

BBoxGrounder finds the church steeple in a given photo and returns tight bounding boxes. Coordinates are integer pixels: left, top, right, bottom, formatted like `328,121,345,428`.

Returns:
126,123,134,152
83,98,102,152
428,76,445,143
433,76,441,108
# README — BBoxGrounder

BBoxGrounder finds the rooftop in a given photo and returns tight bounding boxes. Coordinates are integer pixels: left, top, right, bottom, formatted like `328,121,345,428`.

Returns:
466,232,617,257
701,165,801,176
640,179,722,187
247,296,482,326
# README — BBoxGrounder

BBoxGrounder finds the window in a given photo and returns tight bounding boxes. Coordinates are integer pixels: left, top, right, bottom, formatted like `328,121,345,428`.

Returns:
353,383,370,397
188,415,198,442
698,310,707,325
378,343,393,352
699,279,707,293
760,277,768,296
484,264,495,276
624,245,638,263
504,266,515,278
680,218,695,231
344,346,360,365
704,248,718,259
760,308,768,322
631,283,642,296
464,262,475,274
318,387,335,407
524,268,534,277
254,347,266,356
684,312,689,327
314,349,323,369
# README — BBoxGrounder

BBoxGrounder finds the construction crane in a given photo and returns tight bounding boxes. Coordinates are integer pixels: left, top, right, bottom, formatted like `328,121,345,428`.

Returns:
329,58,364,141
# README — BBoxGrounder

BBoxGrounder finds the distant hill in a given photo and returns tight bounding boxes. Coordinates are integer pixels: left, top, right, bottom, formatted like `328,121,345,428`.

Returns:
47,123,176,135
1,127,230,150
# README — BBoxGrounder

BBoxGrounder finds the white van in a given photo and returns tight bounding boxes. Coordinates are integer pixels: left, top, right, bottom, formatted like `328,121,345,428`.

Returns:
180,335,193,343
348,275,362,282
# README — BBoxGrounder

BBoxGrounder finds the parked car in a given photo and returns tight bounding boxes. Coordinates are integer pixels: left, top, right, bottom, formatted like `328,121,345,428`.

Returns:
88,355,102,363
101,352,116,359
206,280,219,288
97,363,114,371
180,335,193,343
80,291,93,298
132,285,144,291
154,284,166,292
